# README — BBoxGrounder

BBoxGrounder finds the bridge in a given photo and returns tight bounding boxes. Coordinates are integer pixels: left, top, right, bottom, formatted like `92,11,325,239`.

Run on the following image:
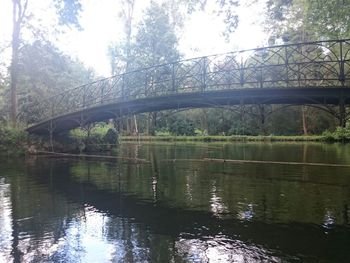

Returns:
26,39,350,135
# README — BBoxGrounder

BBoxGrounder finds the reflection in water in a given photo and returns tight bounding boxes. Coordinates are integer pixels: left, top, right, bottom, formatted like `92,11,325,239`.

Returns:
1,142,350,262
48,207,150,262
0,179,12,263
237,203,255,221
323,210,336,229
210,184,228,217
175,236,280,263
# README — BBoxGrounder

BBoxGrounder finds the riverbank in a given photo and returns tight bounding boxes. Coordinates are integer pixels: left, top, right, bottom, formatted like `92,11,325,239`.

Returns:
121,135,325,142
2,125,350,157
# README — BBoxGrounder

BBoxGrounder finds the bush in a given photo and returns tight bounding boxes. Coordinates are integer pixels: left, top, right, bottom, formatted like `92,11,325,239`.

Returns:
194,129,208,136
322,126,350,142
69,123,119,152
155,128,171,136
169,119,195,136
0,126,28,155
104,128,118,145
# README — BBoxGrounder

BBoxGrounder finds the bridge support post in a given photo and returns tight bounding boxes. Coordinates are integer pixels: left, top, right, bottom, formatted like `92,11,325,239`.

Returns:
258,105,267,135
239,103,246,135
339,97,346,128
48,120,54,152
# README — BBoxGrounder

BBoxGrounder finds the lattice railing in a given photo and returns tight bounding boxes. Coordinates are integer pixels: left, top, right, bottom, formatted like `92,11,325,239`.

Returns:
30,39,350,123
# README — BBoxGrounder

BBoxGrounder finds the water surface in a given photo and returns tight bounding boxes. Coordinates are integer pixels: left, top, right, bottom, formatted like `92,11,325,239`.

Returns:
1,142,350,262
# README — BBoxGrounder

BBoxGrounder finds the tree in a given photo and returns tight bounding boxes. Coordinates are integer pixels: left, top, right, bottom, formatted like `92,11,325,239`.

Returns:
266,0,350,42
10,0,28,127
16,40,94,123
169,117,196,136
108,0,136,75
265,0,350,129
108,1,180,135
216,0,239,37
162,0,207,29
302,0,350,40
132,1,180,135
107,0,139,134
9,0,82,127
130,1,180,69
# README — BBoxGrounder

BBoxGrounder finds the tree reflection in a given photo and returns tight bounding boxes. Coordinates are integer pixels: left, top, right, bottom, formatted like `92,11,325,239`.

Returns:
0,179,13,263
1,142,350,262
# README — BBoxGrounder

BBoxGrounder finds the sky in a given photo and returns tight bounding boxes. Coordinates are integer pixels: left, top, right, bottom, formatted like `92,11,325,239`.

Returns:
0,0,267,77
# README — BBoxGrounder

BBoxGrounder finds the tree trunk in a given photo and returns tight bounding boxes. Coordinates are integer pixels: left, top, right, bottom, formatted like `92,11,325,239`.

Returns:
10,1,21,127
146,112,157,135
10,0,28,127
10,43,19,127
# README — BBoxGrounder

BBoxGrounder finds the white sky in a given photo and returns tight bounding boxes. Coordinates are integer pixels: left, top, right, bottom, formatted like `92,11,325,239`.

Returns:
0,0,267,77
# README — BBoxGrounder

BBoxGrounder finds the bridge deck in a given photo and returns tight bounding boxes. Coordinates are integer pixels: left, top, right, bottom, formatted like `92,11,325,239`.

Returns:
27,87,350,134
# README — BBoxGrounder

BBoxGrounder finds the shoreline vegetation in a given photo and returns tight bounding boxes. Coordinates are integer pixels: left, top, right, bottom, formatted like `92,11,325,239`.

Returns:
120,127,350,143
120,135,325,142
2,125,350,157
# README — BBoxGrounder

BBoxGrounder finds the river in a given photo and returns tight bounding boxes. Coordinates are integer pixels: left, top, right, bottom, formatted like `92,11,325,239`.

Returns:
1,142,350,262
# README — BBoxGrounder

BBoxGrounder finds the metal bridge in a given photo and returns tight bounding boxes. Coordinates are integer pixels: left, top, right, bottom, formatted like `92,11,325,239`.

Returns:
27,39,350,135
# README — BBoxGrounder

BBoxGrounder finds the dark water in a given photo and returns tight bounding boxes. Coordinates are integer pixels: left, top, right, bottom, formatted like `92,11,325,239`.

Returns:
1,142,350,262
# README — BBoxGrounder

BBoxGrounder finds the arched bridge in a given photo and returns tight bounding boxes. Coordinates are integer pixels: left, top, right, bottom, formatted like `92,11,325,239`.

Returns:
27,39,350,135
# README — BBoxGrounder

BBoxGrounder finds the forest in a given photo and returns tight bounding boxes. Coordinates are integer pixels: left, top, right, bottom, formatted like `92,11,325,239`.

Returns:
1,0,350,142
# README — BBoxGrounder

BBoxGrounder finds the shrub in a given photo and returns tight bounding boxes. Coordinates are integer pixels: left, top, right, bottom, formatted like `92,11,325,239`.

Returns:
104,128,118,145
0,126,28,155
169,119,195,136
155,128,171,136
322,126,350,142
194,129,208,136
69,123,119,152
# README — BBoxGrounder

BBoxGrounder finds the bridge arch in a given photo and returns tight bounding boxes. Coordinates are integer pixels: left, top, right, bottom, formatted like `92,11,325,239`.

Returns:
26,88,350,135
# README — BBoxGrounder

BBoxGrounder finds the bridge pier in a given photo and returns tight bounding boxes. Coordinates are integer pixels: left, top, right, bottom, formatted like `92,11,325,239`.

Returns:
258,105,267,135
339,97,346,128
48,120,55,152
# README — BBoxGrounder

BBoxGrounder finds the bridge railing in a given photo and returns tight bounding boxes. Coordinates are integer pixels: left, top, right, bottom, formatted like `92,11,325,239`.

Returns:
30,39,350,124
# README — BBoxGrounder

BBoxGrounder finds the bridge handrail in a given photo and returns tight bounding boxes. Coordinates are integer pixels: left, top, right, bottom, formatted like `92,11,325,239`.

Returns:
37,38,350,103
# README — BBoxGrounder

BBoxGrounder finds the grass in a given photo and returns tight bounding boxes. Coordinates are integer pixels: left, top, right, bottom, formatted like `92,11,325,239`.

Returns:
121,135,325,142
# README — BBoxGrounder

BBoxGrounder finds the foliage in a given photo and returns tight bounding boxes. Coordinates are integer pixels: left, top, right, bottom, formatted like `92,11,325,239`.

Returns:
130,1,180,69
216,0,239,37
109,1,181,135
104,128,119,145
110,1,180,73
306,0,350,39
132,104,341,137
155,128,171,136
121,134,325,142
8,0,83,126
54,0,83,29
168,118,196,136
194,128,208,136
0,126,27,155
69,123,119,153
266,0,350,42
9,40,94,124
228,121,251,136
322,127,350,142
1,0,347,138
